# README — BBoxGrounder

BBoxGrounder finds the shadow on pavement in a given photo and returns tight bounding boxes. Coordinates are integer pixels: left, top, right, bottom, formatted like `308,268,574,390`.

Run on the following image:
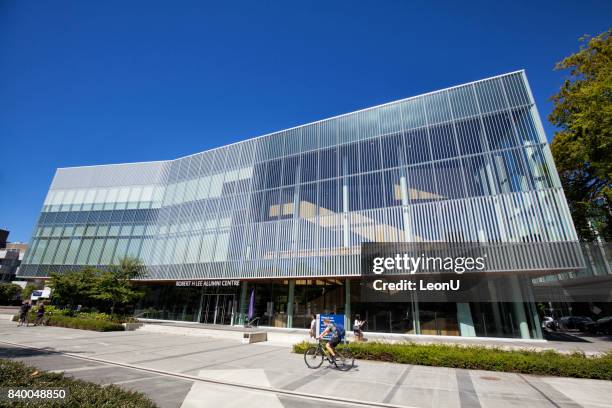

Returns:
543,331,591,342
0,345,88,359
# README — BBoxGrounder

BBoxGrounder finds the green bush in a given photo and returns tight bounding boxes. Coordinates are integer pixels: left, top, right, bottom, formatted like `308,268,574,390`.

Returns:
293,341,612,380
0,359,156,407
47,315,124,331
12,314,124,331
0,282,23,305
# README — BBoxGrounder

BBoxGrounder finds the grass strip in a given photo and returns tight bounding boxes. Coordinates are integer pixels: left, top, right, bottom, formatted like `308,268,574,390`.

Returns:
0,359,156,407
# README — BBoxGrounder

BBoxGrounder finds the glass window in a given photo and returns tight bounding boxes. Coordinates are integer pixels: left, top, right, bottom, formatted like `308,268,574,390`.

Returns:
429,124,458,160
346,176,361,211
100,238,117,264
432,159,466,199
262,189,281,221
359,139,382,173
423,91,452,124
265,159,282,189
382,169,403,207
298,183,318,218
400,97,426,130
490,149,531,193
301,125,318,152
512,108,540,145
360,172,385,209
379,103,402,135
524,145,555,190
319,120,337,148
502,73,531,108
381,133,405,169
88,239,105,265
279,186,296,219
358,109,379,140
282,156,299,186
448,85,479,119
463,155,495,197
64,239,82,265
318,179,339,214
339,143,359,175
77,239,93,264
300,151,318,183
406,163,438,203
403,129,431,164
319,147,338,180
483,112,518,150
455,118,485,155
53,239,69,264
475,78,507,113
338,114,359,144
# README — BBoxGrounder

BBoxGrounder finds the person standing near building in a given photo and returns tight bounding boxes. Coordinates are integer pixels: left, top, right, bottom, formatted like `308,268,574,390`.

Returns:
353,314,365,342
309,314,317,338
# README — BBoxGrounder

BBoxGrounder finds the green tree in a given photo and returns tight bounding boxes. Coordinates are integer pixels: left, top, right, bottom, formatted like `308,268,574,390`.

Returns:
21,282,43,302
0,283,23,305
92,257,146,314
48,267,100,308
549,29,612,241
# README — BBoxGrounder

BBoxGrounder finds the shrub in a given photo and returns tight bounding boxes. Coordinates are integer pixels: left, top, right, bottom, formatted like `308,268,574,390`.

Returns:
293,341,612,380
47,315,125,331
0,282,23,305
0,359,157,407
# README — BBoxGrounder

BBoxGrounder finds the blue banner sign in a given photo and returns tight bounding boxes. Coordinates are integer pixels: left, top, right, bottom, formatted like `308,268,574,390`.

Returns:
316,313,345,339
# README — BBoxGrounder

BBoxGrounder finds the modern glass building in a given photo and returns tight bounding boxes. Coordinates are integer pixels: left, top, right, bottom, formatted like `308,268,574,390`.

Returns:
19,71,579,339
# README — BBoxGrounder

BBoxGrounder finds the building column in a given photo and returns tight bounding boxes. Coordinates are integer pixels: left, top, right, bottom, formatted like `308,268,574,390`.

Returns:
523,276,543,339
287,280,295,328
510,275,530,339
344,279,351,331
457,302,476,337
342,160,350,247
487,280,504,336
238,281,248,326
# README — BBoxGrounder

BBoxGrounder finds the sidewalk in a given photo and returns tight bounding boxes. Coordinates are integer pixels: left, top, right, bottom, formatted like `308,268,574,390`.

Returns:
140,319,612,355
0,319,610,408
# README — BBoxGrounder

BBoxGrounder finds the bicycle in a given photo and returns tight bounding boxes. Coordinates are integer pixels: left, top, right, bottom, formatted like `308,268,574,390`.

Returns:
304,339,354,371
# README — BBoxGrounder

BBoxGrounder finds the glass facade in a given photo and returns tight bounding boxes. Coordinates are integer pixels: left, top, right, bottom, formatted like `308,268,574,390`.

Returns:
18,71,578,338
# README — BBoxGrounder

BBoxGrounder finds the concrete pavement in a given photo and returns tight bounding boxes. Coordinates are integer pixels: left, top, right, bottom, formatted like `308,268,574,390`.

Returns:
0,319,610,408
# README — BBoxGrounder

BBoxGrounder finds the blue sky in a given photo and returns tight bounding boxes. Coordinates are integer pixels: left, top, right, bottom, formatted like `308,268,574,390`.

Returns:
1,1,610,242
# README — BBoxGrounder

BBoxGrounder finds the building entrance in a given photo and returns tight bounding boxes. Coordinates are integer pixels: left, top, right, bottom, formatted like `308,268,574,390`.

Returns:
199,294,236,325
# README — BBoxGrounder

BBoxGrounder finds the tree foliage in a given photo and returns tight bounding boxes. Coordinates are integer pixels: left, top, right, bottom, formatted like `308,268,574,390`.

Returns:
549,29,612,241
92,257,146,314
48,257,146,313
0,282,23,305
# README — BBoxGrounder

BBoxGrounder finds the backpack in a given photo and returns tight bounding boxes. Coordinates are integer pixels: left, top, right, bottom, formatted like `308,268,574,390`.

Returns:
337,326,346,340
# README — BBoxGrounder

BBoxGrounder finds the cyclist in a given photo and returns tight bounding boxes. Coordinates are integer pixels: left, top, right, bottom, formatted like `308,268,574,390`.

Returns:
34,302,45,326
317,317,340,361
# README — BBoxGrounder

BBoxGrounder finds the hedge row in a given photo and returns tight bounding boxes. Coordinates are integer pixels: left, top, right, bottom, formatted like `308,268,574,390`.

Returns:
293,341,612,380
13,314,124,332
0,359,156,407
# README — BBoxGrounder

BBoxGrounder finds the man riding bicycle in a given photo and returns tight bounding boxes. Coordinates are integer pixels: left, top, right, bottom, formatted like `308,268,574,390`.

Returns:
317,317,340,361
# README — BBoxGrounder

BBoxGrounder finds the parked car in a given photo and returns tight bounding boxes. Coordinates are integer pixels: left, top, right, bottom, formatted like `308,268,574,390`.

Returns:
557,316,594,332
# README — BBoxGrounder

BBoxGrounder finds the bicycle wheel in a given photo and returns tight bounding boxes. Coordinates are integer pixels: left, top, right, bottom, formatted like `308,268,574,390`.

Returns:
304,346,324,369
334,348,354,371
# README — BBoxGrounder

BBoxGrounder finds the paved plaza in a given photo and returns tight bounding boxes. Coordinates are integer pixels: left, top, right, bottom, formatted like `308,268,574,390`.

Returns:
0,318,610,408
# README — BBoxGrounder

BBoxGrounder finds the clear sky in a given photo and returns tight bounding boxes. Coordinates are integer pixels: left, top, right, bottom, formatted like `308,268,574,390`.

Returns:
1,1,610,242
